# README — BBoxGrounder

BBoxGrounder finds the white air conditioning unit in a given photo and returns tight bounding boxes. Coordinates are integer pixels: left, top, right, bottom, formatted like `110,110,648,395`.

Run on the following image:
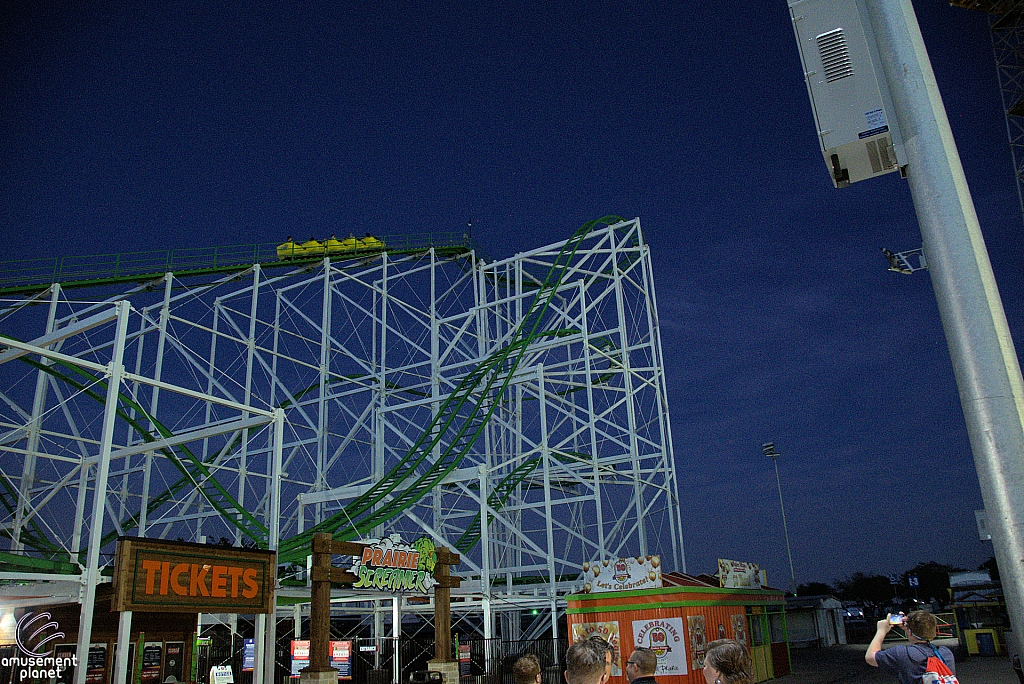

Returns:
788,0,905,187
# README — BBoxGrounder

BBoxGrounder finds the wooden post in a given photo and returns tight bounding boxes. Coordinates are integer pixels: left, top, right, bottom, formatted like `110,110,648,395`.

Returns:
303,534,361,684
307,532,334,673
182,633,193,684
434,548,452,662
428,547,462,684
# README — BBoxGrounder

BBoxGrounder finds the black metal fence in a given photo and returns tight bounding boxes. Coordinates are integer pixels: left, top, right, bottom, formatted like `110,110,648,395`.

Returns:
254,636,566,684
0,631,562,684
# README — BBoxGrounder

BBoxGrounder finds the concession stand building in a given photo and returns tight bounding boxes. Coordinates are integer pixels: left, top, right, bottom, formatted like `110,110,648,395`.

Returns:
566,576,789,684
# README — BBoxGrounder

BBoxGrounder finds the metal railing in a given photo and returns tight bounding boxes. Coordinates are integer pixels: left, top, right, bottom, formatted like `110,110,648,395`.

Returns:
0,232,474,293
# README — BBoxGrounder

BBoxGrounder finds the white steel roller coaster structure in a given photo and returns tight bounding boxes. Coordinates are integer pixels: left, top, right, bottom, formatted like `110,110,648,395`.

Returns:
0,216,683,679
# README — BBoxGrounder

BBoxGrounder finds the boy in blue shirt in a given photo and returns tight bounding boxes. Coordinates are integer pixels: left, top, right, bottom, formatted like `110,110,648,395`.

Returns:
866,610,955,684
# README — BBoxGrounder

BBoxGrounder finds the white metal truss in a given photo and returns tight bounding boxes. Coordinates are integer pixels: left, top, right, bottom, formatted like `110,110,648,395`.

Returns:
0,218,682,643
987,2,1024,223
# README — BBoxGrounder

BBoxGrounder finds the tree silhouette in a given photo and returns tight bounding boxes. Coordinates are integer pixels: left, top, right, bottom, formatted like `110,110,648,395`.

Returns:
901,561,964,605
836,572,893,605
796,581,837,597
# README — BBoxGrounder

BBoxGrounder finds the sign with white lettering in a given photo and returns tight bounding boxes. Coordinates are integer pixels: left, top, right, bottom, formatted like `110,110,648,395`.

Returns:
112,537,276,614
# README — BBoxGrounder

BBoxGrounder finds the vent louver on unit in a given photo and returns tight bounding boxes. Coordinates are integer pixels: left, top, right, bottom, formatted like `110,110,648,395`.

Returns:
864,137,896,173
816,28,854,83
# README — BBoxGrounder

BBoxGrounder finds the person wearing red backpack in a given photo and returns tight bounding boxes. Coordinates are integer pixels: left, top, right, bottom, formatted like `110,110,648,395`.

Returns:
866,610,957,683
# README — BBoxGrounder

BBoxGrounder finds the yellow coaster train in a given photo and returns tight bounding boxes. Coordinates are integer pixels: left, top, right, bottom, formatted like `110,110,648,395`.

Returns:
276,234,385,260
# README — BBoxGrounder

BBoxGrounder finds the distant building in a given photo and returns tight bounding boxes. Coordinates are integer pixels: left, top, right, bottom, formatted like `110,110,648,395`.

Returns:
784,595,848,648
950,569,1009,656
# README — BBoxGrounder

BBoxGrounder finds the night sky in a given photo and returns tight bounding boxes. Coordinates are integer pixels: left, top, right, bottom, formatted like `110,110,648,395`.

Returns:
2,1,1020,591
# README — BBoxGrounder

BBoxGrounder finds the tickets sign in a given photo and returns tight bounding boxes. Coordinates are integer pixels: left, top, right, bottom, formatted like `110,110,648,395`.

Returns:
350,534,437,593
581,556,662,593
112,537,276,613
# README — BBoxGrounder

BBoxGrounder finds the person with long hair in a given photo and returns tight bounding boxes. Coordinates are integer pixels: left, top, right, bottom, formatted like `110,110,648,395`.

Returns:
702,639,754,684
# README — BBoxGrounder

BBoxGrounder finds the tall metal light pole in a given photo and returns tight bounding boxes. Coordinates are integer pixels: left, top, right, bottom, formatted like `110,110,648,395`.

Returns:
787,0,1024,656
862,1,1024,659
763,442,797,595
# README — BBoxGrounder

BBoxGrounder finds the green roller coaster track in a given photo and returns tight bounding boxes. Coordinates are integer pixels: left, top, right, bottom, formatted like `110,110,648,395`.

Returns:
274,215,623,562
0,354,270,561
0,216,626,574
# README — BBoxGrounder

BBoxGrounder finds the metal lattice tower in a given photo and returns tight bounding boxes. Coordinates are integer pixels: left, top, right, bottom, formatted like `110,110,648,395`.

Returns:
0,218,682,640
949,0,1024,223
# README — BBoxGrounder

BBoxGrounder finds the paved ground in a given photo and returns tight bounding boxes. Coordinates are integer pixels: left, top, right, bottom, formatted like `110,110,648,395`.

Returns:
777,639,1021,683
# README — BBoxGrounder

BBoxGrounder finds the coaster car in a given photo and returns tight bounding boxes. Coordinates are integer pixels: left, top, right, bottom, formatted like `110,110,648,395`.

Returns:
276,239,300,260
325,236,355,254
300,238,325,257
277,234,386,260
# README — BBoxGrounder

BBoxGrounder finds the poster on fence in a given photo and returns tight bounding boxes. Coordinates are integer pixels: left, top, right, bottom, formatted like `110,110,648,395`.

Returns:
243,639,255,672
290,640,353,680
331,641,353,680
291,641,310,678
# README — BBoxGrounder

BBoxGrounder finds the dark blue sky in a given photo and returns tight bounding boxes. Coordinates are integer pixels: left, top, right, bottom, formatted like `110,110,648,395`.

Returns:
2,1,1019,590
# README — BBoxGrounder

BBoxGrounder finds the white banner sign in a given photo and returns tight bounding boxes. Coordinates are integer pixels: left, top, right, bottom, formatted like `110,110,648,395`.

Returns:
210,666,234,684
582,556,662,593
